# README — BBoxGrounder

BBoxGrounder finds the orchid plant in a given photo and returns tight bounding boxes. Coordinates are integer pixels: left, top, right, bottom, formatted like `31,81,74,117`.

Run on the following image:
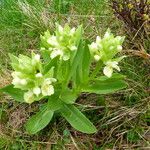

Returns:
0,23,127,134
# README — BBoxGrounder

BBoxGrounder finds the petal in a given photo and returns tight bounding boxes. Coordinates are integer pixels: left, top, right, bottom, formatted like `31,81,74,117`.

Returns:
110,61,118,67
20,79,27,85
96,36,101,43
70,45,77,51
70,27,75,35
41,84,54,96
89,42,98,52
103,66,113,78
12,77,21,85
113,65,120,71
33,87,41,96
35,73,43,78
24,91,35,104
58,25,64,33
50,49,62,59
34,54,40,62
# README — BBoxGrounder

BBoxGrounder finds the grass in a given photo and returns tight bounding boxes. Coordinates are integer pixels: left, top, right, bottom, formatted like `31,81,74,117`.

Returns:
0,0,150,149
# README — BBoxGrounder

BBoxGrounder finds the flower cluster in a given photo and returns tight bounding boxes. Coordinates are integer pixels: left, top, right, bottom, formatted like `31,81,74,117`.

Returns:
10,53,56,103
9,24,125,104
89,29,125,77
40,24,82,61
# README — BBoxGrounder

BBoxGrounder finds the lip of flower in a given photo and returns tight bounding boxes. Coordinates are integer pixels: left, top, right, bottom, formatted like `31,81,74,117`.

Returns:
44,78,57,85
24,91,35,104
41,84,54,96
103,61,120,78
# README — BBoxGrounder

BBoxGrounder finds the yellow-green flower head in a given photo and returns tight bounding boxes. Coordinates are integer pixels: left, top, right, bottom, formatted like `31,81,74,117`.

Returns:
9,53,56,104
89,29,125,62
89,29,125,77
40,23,82,61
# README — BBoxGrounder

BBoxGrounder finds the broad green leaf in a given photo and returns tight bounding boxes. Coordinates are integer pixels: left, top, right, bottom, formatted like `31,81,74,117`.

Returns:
48,93,63,111
60,89,78,104
60,104,97,134
43,56,58,74
95,73,126,81
40,50,50,63
82,79,127,94
0,84,24,102
70,41,84,77
68,41,84,86
25,105,53,134
75,25,83,46
81,42,91,83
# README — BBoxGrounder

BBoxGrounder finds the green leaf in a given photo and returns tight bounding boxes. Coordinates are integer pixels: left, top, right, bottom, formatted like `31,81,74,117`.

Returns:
75,25,83,46
82,79,127,94
43,56,58,74
48,93,63,111
60,104,97,134
68,41,84,86
41,50,50,63
25,105,53,134
0,84,24,102
69,41,84,78
95,73,126,81
60,89,78,104
81,42,91,83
